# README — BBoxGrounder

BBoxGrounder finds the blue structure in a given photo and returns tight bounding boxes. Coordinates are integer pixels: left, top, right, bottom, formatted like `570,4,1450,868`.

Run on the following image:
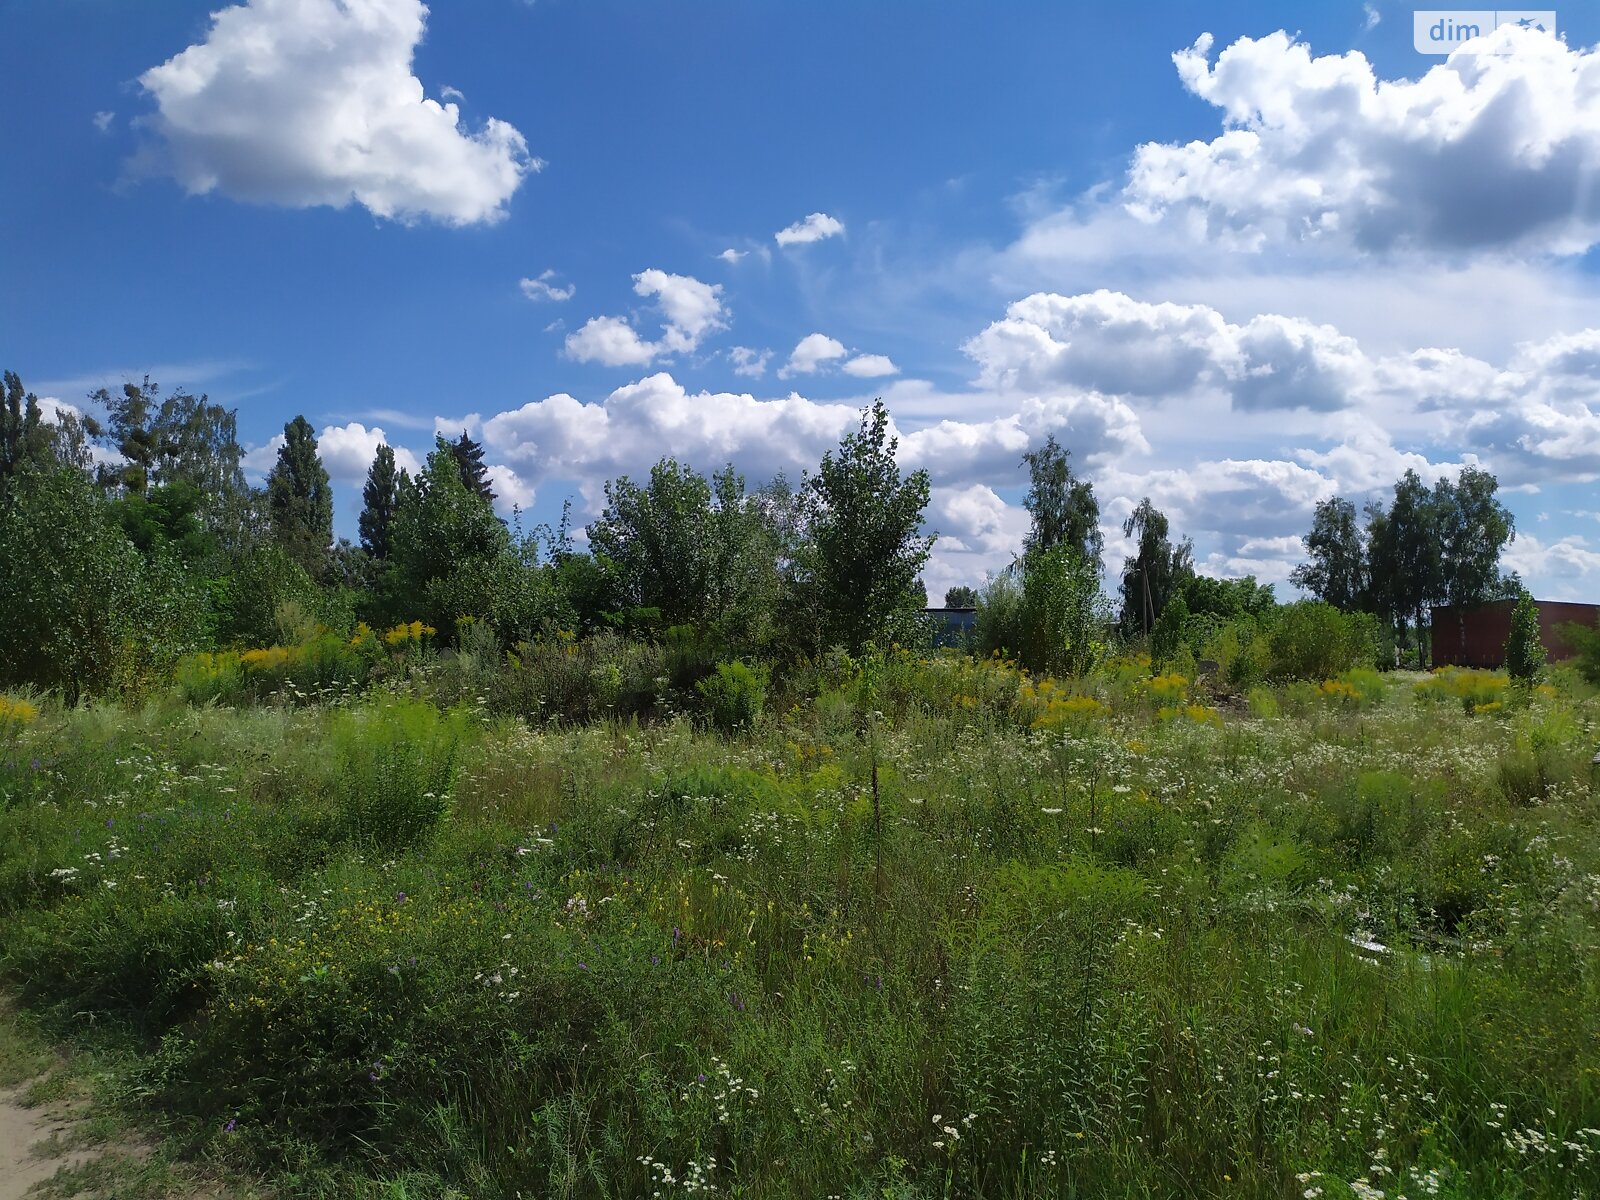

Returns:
924,606,977,649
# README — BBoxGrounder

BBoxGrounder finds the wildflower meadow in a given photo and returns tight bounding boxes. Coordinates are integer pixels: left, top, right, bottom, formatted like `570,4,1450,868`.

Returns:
4,649,1600,1199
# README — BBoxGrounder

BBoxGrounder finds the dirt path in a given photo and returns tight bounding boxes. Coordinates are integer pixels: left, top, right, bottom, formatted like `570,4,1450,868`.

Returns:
0,1082,101,1200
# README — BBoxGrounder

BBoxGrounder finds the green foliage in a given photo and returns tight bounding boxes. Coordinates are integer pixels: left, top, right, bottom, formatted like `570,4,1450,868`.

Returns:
1291,496,1367,610
942,585,978,608
1505,590,1546,683
1150,587,1188,669
265,415,333,580
388,439,516,639
1017,546,1110,677
697,660,770,733
0,370,55,496
1021,434,1102,570
0,462,205,699
445,429,494,503
1118,496,1194,638
587,460,781,652
359,443,403,561
90,376,246,506
800,400,933,654
213,540,321,647
1268,600,1380,680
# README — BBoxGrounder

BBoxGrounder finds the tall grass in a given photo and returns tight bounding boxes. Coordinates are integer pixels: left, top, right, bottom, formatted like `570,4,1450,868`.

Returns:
1,666,1598,1197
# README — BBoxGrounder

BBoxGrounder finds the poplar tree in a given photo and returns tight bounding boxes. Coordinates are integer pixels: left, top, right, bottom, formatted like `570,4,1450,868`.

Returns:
266,415,333,579
359,443,403,561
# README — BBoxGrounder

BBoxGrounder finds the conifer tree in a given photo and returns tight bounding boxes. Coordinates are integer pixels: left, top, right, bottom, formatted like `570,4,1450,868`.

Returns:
359,443,401,560
266,415,332,579
448,430,494,504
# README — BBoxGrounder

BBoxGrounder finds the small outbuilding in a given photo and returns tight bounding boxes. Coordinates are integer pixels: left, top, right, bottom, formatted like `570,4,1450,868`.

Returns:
1430,599,1599,669
924,606,977,649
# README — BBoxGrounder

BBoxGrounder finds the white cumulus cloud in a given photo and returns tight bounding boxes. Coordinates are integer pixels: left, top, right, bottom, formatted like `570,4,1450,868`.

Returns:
779,333,848,378
1125,24,1600,255
775,212,845,247
843,354,899,378
136,0,536,226
564,269,727,367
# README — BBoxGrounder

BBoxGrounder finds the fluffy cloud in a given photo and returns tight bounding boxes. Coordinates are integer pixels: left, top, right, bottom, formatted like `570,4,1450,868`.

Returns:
565,270,727,367
966,289,1365,412
315,421,422,483
779,333,848,378
775,212,845,246
243,420,422,491
136,0,534,226
717,249,747,264
564,316,657,368
728,347,771,378
480,373,861,498
1504,533,1600,598
519,270,574,302
842,354,899,378
1125,25,1600,254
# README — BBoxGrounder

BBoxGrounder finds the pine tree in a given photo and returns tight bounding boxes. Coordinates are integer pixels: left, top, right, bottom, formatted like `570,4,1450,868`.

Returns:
448,431,495,504
266,415,333,579
359,443,401,560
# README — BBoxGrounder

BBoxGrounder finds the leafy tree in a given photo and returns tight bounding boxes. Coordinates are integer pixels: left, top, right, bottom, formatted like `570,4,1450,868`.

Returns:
800,400,933,654
589,459,714,626
265,415,333,579
943,585,979,608
89,377,245,505
1505,589,1545,683
1364,470,1438,654
1150,588,1190,669
1018,545,1110,676
1291,497,1367,610
1365,467,1513,661
586,459,783,650
1022,435,1102,570
359,443,404,560
1118,498,1193,638
1,371,53,494
111,479,216,566
389,438,532,638
703,464,785,651
1435,465,1515,610
0,462,203,698
1180,574,1276,622
448,430,495,504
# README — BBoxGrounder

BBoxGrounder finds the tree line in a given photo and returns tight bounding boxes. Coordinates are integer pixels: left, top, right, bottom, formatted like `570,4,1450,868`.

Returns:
1290,466,1518,660
0,365,1523,700
0,372,938,698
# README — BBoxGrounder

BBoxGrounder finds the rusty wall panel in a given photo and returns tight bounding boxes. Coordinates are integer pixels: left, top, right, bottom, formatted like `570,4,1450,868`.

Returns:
1431,600,1600,668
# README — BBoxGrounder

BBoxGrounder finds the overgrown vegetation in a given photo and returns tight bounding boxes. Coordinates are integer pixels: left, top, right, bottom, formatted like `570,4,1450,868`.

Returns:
3,366,1591,1199
4,661,1600,1198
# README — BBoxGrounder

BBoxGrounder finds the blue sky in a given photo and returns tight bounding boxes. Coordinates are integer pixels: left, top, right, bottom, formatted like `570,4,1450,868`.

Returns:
5,0,1600,600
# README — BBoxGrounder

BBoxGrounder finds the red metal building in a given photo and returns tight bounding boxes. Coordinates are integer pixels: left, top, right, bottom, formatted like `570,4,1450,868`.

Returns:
1430,599,1600,669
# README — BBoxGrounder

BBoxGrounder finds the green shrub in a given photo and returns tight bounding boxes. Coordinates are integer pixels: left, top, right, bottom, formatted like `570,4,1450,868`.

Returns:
697,660,770,733
1505,590,1546,683
1269,601,1379,680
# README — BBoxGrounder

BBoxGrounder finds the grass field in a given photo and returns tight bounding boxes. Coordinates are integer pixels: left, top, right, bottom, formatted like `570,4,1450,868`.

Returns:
3,657,1599,1199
